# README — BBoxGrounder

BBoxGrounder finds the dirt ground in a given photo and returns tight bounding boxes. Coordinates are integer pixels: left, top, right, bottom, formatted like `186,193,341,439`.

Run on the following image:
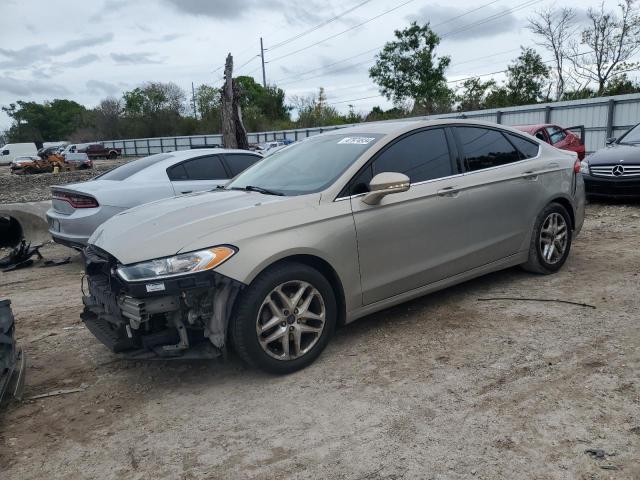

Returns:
0,200,639,479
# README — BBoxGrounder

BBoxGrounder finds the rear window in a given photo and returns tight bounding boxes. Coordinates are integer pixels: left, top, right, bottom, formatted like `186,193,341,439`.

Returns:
96,153,172,181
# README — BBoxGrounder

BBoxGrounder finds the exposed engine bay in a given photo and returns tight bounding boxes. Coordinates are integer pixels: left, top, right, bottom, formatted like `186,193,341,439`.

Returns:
81,246,243,359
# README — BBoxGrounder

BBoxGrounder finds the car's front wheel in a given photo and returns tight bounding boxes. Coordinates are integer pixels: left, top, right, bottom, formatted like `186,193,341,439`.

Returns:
230,262,337,374
522,202,573,274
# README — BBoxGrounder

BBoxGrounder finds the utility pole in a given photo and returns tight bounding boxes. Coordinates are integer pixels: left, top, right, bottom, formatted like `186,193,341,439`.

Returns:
191,82,198,120
260,37,267,88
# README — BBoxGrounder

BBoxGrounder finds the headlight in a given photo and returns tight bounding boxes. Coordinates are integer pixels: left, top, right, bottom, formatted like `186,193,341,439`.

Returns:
116,246,236,282
579,160,589,174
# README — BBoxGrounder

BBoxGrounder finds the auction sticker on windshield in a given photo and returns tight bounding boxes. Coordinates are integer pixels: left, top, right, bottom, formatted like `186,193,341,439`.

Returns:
337,137,376,145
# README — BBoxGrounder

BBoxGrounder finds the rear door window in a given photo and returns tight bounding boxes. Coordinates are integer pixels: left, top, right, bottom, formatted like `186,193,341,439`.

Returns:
224,153,262,176
181,155,228,180
455,127,522,172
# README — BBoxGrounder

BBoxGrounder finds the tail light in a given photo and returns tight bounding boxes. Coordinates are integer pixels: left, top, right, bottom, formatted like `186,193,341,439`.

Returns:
573,159,581,174
52,190,99,208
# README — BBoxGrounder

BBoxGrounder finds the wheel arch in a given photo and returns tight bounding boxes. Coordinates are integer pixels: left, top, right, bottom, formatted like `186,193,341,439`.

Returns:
246,254,347,327
548,196,575,230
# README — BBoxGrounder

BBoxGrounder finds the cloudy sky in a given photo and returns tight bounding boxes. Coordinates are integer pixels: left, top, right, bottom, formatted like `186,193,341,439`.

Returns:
0,0,625,132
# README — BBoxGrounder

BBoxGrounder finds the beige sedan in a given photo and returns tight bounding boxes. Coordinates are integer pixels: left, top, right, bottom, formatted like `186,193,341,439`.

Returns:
83,120,585,373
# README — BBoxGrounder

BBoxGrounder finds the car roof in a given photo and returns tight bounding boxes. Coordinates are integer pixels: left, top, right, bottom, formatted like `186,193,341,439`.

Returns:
152,148,259,166
329,119,541,136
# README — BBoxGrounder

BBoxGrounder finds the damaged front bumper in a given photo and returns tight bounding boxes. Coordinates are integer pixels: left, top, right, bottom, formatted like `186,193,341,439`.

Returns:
81,246,244,359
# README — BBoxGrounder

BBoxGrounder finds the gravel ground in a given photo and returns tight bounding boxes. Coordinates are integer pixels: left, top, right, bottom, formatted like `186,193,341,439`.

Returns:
0,200,639,479
0,159,129,204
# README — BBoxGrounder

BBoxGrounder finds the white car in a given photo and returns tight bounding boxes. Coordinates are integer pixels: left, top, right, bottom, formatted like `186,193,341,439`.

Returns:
46,148,262,249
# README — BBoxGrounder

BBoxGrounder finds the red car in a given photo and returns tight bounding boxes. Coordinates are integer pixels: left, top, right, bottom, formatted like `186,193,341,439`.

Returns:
513,124,585,160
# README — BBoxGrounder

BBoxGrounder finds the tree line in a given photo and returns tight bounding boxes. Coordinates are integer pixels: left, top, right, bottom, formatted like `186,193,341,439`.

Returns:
3,1,640,145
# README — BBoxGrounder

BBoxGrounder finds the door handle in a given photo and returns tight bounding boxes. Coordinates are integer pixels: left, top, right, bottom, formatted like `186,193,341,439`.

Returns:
521,171,538,180
547,162,559,169
437,186,459,197
181,190,192,194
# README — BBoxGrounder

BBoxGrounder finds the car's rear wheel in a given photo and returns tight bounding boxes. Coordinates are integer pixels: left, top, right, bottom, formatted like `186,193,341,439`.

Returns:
108,151,117,159
522,202,572,274
230,262,336,374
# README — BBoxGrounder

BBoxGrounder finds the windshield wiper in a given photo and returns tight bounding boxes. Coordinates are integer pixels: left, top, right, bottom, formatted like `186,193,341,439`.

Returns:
230,185,284,196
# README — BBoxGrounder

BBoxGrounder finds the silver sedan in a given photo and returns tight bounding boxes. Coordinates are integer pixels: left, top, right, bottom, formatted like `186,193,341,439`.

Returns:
46,148,262,248
83,120,585,373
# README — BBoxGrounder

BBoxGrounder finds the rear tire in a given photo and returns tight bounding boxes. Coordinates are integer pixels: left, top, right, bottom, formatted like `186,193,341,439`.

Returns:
230,262,336,374
522,202,572,274
108,151,117,159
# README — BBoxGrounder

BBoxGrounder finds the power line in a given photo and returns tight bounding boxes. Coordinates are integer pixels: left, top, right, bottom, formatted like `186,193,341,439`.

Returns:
279,46,523,87
323,51,595,107
268,0,376,51
271,0,517,85
266,0,417,64
441,0,538,39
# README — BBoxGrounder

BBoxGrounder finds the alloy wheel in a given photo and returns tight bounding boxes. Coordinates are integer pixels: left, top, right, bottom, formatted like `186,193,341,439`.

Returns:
256,280,326,361
539,212,568,264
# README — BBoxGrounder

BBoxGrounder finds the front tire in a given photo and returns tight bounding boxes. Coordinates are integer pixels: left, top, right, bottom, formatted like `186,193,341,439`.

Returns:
230,262,336,374
522,202,572,274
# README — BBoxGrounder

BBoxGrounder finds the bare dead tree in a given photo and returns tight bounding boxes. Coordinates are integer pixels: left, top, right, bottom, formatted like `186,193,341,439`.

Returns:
220,53,248,149
569,0,640,95
528,7,576,100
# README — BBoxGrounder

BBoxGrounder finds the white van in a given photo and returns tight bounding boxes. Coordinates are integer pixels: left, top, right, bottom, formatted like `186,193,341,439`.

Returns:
0,143,38,165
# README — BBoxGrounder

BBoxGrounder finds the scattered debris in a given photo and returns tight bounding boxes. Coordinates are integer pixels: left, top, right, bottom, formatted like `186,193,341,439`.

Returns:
28,386,86,400
0,240,42,272
584,448,607,458
40,257,71,268
600,465,620,470
477,297,596,309
630,426,640,435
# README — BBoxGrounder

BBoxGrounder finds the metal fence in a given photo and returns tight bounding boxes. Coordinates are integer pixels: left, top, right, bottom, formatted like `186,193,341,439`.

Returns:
103,92,640,156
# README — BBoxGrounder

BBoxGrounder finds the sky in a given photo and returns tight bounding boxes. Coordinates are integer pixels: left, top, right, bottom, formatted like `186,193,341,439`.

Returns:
0,0,626,132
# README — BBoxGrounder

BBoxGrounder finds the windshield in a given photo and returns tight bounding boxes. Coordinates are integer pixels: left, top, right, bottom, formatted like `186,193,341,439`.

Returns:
95,153,172,181
226,133,382,195
619,124,640,143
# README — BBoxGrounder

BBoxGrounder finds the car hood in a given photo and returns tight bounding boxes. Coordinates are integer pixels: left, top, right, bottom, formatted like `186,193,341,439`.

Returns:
588,143,640,165
89,190,311,264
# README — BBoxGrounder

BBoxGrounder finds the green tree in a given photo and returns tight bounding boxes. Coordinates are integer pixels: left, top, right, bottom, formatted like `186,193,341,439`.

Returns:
291,88,346,128
485,48,550,108
364,105,410,122
504,47,550,104
122,82,186,137
456,78,496,111
2,99,89,142
194,84,221,133
602,73,640,95
369,22,453,114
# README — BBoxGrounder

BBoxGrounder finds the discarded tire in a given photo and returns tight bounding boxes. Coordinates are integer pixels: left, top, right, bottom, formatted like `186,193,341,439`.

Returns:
0,299,25,404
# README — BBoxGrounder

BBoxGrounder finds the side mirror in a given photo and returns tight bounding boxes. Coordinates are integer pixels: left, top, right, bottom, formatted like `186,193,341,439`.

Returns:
606,137,617,145
362,172,410,205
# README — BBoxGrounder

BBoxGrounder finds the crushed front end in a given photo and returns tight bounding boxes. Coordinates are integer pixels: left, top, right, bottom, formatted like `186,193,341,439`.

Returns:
81,246,243,359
